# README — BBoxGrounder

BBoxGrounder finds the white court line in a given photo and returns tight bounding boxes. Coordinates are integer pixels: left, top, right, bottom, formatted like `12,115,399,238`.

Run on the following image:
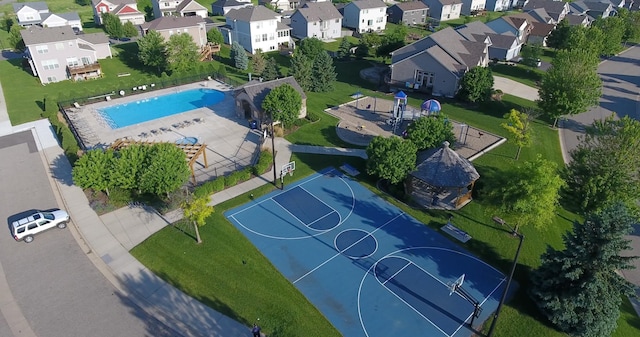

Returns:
292,212,405,284
307,211,338,228
381,260,412,286
272,197,315,228
298,185,343,225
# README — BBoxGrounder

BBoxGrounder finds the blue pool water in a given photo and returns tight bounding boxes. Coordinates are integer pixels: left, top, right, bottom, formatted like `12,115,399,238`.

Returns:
98,88,224,129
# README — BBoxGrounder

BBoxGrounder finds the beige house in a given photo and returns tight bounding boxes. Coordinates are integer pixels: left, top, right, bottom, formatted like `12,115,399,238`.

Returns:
234,77,307,124
141,16,207,47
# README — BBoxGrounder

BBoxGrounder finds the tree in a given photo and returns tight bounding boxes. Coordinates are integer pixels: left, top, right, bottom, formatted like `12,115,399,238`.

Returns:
355,41,369,59
4,17,14,33
377,25,407,59
489,155,564,233
231,41,248,70
593,16,625,56
181,195,214,244
519,43,543,69
457,66,493,103
75,0,91,5
261,84,302,127
501,109,534,160
537,49,601,127
72,149,115,196
366,136,418,185
166,33,199,73
298,37,325,59
290,53,313,91
206,28,223,45
405,115,455,151
311,51,336,92
122,21,138,38
620,8,640,42
563,116,640,215
251,49,266,76
262,57,280,81
110,145,147,191
546,18,571,50
102,13,123,38
139,143,190,198
337,37,351,60
137,30,167,73
8,24,24,51
529,203,637,337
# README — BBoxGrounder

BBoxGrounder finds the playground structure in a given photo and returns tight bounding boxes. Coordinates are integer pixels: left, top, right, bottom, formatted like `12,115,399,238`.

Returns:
388,93,443,134
199,43,221,61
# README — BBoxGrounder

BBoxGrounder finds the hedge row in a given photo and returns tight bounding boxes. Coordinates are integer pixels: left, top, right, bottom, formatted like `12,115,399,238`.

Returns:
193,150,273,198
42,102,80,164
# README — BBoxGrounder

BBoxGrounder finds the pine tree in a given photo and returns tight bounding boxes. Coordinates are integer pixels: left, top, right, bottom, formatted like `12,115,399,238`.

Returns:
530,203,637,337
311,51,336,92
231,41,248,70
337,37,351,60
262,57,280,81
290,53,313,91
251,49,267,76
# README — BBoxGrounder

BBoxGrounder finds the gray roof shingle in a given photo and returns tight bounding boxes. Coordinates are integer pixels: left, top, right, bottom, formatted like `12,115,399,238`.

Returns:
235,77,306,112
393,1,429,11
12,2,48,13
20,25,76,45
226,5,279,22
296,2,342,21
411,141,479,188
351,0,387,10
142,16,204,31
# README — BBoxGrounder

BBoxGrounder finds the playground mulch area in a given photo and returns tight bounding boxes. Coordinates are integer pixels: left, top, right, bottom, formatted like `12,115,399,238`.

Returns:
325,96,504,160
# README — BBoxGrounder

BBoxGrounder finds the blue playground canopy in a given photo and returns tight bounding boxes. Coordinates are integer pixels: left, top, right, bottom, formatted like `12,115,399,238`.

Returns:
394,91,408,100
421,99,442,113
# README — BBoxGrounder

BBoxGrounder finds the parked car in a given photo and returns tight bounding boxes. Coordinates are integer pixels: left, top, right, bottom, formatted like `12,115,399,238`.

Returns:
11,209,70,243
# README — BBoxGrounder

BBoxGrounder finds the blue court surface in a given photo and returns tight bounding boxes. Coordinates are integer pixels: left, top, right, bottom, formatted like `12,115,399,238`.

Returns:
225,168,509,337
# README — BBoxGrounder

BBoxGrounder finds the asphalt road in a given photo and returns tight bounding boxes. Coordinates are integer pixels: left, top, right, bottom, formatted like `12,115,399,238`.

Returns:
560,45,640,156
0,131,174,337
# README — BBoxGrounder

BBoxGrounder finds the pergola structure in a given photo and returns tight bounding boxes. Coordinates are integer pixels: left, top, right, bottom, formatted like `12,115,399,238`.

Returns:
110,138,208,184
405,141,480,210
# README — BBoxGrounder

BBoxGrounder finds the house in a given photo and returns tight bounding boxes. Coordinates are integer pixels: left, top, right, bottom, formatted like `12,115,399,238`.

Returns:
389,27,490,97
486,15,532,41
386,2,429,26
152,0,208,19
21,26,112,84
12,2,49,26
569,0,616,19
523,0,570,23
221,6,294,53
234,77,307,123
564,13,592,26
141,16,208,47
484,0,512,12
422,0,463,22
92,0,145,25
41,12,83,32
259,0,300,13
461,0,487,15
527,19,555,45
456,21,522,60
289,2,343,40
212,0,253,15
340,0,387,33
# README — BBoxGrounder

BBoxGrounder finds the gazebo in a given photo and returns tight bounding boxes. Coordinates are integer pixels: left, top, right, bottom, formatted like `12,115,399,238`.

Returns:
405,141,480,210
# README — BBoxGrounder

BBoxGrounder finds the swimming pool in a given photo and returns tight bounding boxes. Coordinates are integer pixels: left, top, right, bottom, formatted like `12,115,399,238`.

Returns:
98,88,224,129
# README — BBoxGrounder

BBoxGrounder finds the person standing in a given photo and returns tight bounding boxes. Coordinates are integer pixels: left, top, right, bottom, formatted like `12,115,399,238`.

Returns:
252,323,261,337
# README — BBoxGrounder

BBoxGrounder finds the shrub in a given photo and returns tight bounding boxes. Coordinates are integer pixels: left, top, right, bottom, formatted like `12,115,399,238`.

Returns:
238,167,253,182
224,171,241,187
193,176,225,197
274,125,285,137
306,110,320,122
253,150,272,175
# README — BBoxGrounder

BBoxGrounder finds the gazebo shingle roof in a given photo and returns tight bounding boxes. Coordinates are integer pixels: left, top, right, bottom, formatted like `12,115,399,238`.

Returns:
411,141,479,187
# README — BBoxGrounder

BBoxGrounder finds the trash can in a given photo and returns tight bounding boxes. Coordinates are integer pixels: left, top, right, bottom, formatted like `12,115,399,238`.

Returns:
249,120,258,129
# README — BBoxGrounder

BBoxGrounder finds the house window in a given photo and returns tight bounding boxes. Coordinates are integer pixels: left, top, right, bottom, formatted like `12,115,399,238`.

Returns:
81,57,92,65
262,34,267,41
41,60,60,70
376,17,383,23
169,30,174,35
256,23,261,29
367,19,373,26
255,35,260,42
365,9,368,14
415,70,435,87
270,45,275,50
269,33,274,40
66,58,79,67
25,14,35,20
314,22,317,25
184,28,188,33
36,45,48,54
335,19,339,23
55,43,64,50
46,76,57,83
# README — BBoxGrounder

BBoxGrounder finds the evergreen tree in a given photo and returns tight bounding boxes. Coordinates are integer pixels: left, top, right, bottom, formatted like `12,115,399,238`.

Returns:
337,37,351,60
311,51,336,92
530,203,637,337
122,21,138,38
251,49,267,76
231,41,248,70
262,57,280,81
290,52,313,91
355,42,369,59
102,13,123,38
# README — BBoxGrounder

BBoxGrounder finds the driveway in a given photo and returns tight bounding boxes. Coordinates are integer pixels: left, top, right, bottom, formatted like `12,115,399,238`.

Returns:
0,130,174,337
493,76,539,101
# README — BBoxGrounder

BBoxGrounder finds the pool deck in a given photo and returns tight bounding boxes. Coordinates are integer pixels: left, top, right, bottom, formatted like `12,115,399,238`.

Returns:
67,81,260,182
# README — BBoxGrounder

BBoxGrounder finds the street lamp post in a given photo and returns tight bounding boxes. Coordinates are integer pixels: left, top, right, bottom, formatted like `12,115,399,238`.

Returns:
487,219,525,337
270,112,277,189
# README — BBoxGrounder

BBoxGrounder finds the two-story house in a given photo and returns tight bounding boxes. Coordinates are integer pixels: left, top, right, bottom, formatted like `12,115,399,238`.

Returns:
152,0,208,19
456,21,521,60
387,2,429,26
341,0,387,34
212,0,253,15
486,15,532,42
92,0,145,25
569,0,615,19
290,2,343,40
389,27,490,97
234,77,307,122
422,0,462,22
523,0,570,23
21,26,112,84
12,2,49,26
141,16,207,47
485,0,512,12
41,13,83,32
222,6,293,53
461,0,487,15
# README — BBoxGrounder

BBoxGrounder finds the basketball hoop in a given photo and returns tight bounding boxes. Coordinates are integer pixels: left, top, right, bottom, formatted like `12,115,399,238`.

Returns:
448,274,465,296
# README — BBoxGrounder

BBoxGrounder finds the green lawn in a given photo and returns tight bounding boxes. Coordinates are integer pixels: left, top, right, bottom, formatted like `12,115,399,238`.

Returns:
490,63,544,88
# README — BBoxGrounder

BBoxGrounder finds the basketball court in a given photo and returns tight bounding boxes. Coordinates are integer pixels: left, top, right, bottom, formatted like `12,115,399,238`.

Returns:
225,168,510,336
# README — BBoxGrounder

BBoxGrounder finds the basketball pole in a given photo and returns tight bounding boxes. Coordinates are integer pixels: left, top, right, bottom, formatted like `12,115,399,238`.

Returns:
487,232,524,337
270,112,279,189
